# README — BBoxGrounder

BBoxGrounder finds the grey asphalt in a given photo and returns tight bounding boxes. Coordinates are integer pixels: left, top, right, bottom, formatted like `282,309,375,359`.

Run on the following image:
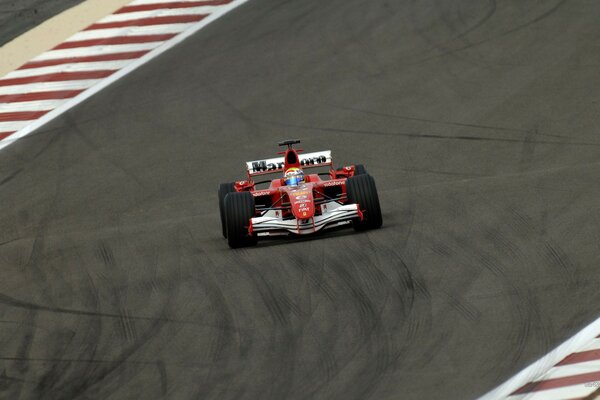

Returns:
1,0,600,399
0,0,84,46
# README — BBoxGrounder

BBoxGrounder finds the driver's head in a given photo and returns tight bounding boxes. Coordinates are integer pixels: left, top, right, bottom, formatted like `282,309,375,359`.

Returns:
284,167,304,186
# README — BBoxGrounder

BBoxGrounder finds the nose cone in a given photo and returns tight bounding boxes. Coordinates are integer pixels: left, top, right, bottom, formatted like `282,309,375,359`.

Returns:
288,187,315,219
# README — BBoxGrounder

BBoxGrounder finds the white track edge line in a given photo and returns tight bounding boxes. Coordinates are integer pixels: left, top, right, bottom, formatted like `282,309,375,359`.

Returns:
477,314,600,400
0,0,250,151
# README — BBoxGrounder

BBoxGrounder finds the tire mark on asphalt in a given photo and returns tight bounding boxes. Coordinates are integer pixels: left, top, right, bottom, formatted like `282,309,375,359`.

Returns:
3,129,70,399
32,328,78,398
0,291,229,328
301,237,415,400
0,168,23,187
518,128,539,172
238,258,300,400
95,241,116,268
407,0,569,65
96,240,140,343
251,118,600,148
408,0,494,70
455,0,496,39
544,241,578,287
472,193,555,378
1,312,37,398
46,230,186,399
331,104,569,138
156,360,168,396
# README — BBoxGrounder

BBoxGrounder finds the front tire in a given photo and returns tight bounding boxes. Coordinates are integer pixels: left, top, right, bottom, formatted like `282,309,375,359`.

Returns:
218,182,236,238
354,164,367,175
346,174,382,231
224,191,257,248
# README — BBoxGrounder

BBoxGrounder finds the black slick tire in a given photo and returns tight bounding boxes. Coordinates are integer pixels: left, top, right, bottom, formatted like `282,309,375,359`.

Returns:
224,191,257,248
218,182,236,238
346,174,383,231
354,164,367,175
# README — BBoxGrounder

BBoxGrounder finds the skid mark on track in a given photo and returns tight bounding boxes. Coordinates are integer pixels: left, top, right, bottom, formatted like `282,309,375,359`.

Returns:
71,117,149,191
2,312,37,398
1,132,70,399
475,197,556,376
301,237,427,399
0,167,23,187
44,232,187,400
544,241,578,287
156,360,168,396
32,328,78,397
95,241,116,267
455,0,497,39
252,117,600,148
0,290,213,327
408,0,569,65
330,104,569,139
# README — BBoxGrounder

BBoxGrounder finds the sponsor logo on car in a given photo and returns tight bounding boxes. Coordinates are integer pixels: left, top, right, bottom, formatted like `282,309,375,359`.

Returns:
252,190,272,197
292,190,309,197
251,160,285,172
250,155,328,173
323,180,344,187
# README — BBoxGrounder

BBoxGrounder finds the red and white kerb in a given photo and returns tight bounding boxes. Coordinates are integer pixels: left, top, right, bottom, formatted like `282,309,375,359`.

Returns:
0,0,248,147
480,326,600,400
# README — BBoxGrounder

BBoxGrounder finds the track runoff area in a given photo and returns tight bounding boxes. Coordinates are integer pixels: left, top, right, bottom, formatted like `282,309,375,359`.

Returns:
1,0,600,399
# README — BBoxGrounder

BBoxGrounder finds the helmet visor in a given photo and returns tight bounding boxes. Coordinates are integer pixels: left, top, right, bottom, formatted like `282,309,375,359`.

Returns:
285,175,302,186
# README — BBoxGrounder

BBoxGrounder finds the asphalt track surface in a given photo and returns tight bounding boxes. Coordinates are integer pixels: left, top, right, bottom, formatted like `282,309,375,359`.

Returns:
1,0,600,399
0,0,84,46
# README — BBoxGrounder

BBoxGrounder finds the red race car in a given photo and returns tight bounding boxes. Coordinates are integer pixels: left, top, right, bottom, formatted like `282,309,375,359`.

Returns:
218,140,382,248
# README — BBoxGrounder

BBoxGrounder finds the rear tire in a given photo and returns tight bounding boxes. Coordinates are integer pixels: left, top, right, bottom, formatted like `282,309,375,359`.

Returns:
224,191,257,248
354,164,367,175
218,182,236,238
346,174,382,231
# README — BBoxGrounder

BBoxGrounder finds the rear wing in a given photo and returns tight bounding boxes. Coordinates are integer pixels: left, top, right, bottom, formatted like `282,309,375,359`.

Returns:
246,150,332,177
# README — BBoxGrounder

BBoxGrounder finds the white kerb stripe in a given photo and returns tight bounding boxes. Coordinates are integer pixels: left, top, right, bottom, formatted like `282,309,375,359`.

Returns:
5,60,131,79
34,43,162,61
128,0,214,4
579,338,600,352
0,121,32,132
507,384,595,400
0,80,100,96
0,100,66,113
96,6,218,23
543,359,600,379
67,23,194,41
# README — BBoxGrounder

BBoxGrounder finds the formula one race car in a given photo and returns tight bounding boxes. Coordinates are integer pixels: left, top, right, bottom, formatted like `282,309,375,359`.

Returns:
218,140,382,248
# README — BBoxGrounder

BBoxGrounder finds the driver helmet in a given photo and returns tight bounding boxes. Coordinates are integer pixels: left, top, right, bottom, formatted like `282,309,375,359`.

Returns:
284,167,305,186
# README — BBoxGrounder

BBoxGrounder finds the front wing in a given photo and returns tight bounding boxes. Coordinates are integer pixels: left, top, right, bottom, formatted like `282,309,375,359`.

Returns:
250,203,360,236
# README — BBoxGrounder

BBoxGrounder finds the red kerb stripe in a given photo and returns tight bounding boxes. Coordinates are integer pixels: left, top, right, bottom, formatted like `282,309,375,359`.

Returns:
86,14,206,30
0,111,49,122
0,90,83,103
0,71,114,87
116,0,233,13
512,370,600,394
557,349,600,366
20,51,150,69
55,34,176,49
0,132,16,140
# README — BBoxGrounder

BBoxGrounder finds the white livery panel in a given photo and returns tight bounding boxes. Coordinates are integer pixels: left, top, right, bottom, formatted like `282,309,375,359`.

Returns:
246,150,332,176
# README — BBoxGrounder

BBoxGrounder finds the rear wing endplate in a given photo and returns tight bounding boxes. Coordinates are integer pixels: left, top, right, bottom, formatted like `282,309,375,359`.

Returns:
246,150,332,177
